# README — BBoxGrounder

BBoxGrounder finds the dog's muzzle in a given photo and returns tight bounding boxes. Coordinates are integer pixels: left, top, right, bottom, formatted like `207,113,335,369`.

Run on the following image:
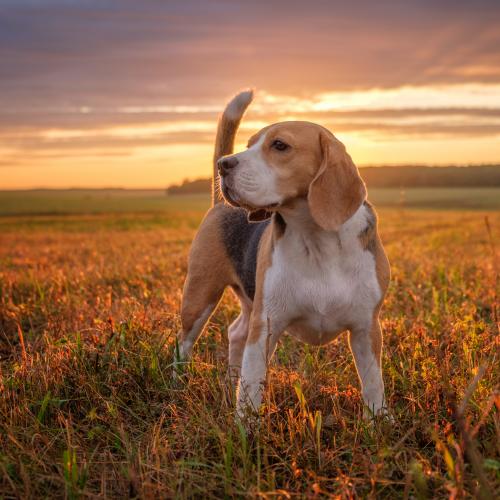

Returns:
217,156,239,177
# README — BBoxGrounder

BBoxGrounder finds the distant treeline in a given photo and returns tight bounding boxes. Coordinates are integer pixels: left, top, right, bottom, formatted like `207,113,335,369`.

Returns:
166,178,212,195
166,165,500,194
361,165,500,188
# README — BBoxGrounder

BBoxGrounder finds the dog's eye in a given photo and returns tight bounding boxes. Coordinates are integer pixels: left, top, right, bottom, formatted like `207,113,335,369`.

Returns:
271,139,289,151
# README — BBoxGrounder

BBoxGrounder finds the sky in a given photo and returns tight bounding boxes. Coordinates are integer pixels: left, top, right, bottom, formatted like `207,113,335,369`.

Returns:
1,0,500,189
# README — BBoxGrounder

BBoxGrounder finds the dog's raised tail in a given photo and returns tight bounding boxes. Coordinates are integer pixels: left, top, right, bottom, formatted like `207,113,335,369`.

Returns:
212,89,254,205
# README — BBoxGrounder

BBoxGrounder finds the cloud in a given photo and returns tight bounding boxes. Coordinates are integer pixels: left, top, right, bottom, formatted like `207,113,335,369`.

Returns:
1,1,499,111
2,102,500,171
1,1,500,185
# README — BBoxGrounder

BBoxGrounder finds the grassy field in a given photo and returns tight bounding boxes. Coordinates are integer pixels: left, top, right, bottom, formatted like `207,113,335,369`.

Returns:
1,187,500,217
0,197,499,497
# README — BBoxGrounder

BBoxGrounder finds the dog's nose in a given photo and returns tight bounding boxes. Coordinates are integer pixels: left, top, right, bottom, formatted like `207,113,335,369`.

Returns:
217,156,239,176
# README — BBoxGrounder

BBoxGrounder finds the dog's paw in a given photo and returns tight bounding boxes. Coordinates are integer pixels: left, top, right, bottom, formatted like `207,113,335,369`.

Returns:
362,407,395,434
171,357,190,387
363,405,395,424
235,400,260,431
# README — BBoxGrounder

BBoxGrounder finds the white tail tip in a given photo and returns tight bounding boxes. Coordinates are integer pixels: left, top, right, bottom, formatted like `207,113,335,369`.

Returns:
224,89,254,121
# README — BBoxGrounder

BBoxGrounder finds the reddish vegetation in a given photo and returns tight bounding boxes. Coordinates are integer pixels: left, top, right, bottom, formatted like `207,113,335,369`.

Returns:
0,210,499,497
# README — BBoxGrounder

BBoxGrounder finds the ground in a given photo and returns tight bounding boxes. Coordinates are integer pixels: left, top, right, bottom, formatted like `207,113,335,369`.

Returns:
0,191,499,498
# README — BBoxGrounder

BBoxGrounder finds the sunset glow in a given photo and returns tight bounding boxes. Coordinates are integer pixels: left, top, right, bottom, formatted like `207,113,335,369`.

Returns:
1,1,499,188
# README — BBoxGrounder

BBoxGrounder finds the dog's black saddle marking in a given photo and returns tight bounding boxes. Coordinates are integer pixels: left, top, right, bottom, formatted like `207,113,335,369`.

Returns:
221,208,270,300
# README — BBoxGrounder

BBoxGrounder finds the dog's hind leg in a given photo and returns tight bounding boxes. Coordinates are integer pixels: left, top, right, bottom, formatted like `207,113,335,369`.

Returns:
227,290,252,382
175,205,232,372
175,275,225,371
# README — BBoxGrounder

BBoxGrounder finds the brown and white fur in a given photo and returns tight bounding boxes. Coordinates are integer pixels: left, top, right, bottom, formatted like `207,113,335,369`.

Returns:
176,90,391,420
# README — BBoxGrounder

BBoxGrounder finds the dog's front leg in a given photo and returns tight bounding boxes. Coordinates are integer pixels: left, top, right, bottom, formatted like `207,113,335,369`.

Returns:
236,312,282,420
348,314,387,416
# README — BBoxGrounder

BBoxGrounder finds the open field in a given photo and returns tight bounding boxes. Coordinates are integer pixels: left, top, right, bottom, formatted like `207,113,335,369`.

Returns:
0,201,499,497
1,187,500,217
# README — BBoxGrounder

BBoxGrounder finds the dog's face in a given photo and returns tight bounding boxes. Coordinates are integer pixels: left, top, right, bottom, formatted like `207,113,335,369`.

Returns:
218,121,366,230
218,122,320,210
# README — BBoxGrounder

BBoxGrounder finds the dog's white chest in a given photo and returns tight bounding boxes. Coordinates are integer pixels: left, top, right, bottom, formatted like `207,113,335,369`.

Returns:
262,209,381,340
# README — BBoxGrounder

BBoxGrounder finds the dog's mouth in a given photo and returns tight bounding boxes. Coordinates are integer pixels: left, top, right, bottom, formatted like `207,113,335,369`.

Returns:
221,180,280,214
220,180,241,208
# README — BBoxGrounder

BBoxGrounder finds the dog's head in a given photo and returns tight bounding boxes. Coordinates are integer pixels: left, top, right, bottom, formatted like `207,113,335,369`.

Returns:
217,121,366,230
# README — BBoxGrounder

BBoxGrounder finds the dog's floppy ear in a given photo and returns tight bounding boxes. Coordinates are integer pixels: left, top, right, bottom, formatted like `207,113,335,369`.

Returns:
247,209,272,222
308,131,366,231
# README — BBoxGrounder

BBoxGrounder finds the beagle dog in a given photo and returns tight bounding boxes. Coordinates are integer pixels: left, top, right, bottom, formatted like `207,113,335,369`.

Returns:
176,90,391,419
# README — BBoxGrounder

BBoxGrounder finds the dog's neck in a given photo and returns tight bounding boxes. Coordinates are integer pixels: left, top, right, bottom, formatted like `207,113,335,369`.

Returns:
278,199,321,235
276,198,366,261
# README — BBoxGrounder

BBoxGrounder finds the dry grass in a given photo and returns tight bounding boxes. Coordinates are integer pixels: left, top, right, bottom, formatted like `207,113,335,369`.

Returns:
0,209,499,498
